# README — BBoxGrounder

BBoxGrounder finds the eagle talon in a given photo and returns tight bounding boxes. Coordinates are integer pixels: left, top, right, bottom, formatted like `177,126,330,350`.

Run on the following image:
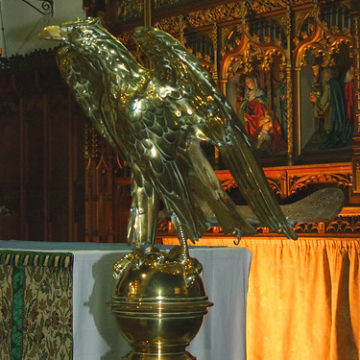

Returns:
233,228,242,246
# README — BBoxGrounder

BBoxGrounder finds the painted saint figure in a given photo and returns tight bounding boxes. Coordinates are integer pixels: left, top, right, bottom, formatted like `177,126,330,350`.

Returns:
309,68,352,149
238,74,285,152
274,71,288,140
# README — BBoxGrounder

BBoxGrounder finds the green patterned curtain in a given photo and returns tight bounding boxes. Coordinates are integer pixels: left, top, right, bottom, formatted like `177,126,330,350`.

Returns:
0,251,73,360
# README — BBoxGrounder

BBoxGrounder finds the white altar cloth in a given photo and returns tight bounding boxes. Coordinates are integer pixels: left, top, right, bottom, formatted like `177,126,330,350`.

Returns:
0,241,252,360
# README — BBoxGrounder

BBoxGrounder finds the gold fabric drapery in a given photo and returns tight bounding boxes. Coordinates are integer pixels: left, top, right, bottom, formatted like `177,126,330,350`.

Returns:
239,238,360,360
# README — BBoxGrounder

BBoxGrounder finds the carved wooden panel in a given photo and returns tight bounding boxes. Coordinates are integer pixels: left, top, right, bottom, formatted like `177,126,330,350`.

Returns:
84,128,131,243
0,52,85,242
216,162,352,199
0,95,20,239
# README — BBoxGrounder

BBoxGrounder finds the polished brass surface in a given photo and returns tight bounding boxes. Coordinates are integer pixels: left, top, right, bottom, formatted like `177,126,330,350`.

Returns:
39,18,296,262
39,17,347,359
38,25,63,40
111,247,212,359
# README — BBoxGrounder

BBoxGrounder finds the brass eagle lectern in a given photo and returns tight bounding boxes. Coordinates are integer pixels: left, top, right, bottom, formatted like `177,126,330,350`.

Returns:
39,18,342,359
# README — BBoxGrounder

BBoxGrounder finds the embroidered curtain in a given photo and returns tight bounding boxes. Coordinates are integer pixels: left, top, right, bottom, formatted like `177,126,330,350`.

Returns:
0,251,73,360
240,238,360,360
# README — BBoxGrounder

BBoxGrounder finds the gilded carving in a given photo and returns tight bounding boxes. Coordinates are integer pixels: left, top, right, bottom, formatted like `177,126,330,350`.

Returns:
84,122,90,160
195,54,213,73
146,16,216,75
159,215,360,236
153,0,189,9
216,163,352,198
212,22,219,81
222,33,286,76
186,2,245,28
219,174,282,196
288,173,351,195
353,14,360,136
295,3,353,68
286,67,293,163
117,0,143,23
186,8,212,28
85,123,98,161
183,0,310,29
248,0,288,14
293,221,318,233
154,16,217,72
326,216,358,233
178,15,185,44
294,10,310,40
293,215,360,234
93,0,319,25
353,160,360,193
116,31,132,47
266,178,282,197
90,126,100,160
154,16,181,35
219,177,237,191
284,4,294,164
221,27,243,57
115,154,127,172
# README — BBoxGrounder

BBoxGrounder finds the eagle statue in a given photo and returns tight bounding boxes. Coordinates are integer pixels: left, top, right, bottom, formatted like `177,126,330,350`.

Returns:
39,18,298,260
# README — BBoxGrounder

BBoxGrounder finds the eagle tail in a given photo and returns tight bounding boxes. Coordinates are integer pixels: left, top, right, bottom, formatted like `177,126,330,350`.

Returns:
220,130,297,240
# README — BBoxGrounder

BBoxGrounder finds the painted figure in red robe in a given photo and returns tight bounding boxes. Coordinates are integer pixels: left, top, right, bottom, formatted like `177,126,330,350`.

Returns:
238,74,285,152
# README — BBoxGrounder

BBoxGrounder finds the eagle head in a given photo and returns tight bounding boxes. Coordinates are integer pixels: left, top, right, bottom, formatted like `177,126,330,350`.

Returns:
38,17,104,49
38,18,144,82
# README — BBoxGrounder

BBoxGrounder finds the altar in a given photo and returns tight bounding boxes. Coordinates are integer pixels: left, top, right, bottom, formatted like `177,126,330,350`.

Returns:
0,241,252,360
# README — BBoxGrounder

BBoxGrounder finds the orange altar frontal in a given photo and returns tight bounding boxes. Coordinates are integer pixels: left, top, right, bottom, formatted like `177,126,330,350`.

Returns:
161,234,360,359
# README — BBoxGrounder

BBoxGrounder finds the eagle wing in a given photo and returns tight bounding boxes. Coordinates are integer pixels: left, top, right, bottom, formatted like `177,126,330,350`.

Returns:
133,26,296,239
126,92,209,240
56,33,147,161
56,47,120,151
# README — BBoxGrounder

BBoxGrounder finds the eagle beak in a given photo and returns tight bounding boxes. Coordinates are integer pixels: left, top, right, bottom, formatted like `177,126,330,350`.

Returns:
38,25,65,41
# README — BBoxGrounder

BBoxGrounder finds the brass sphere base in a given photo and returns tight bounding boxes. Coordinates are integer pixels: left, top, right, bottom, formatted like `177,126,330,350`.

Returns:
110,247,212,360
